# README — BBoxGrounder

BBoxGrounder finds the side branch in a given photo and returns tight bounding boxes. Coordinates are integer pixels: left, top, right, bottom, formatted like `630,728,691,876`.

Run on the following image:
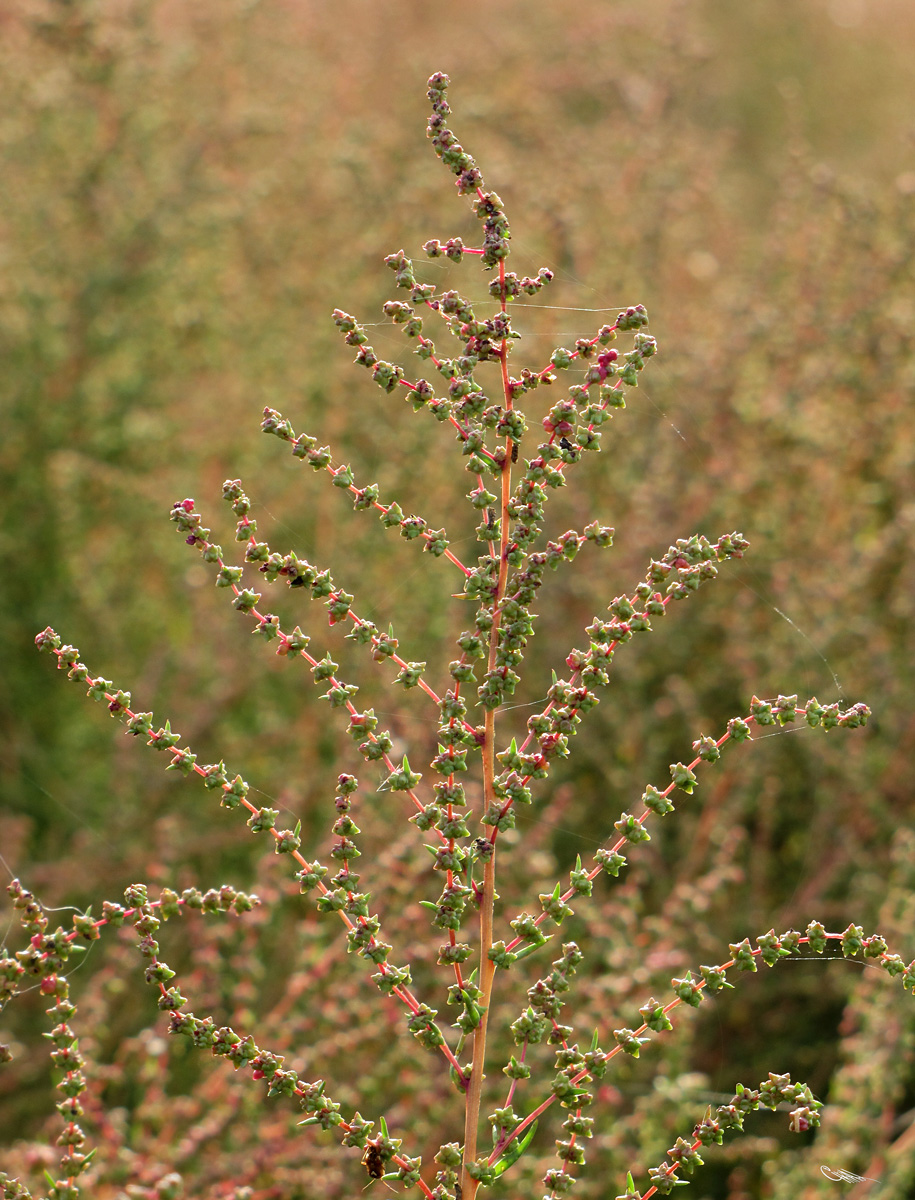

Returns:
33,629,463,1083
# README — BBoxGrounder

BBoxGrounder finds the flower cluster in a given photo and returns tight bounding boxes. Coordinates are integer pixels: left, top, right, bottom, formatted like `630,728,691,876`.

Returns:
2,72,889,1200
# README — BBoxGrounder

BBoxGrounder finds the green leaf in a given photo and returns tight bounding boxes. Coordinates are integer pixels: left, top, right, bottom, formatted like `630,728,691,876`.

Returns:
492,1120,538,1177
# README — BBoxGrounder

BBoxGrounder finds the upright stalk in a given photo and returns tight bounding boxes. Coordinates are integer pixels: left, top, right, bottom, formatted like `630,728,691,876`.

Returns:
461,718,498,1200
462,291,514,1200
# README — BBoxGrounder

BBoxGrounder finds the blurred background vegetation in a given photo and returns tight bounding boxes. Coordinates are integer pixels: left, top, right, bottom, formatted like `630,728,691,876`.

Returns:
2,0,914,1197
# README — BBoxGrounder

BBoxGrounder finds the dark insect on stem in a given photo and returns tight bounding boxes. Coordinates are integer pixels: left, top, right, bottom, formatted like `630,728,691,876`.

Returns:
486,508,496,529
362,1141,385,1180
511,442,519,463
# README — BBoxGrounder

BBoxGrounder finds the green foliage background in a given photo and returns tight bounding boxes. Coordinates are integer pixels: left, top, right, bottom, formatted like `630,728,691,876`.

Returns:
2,1,914,1197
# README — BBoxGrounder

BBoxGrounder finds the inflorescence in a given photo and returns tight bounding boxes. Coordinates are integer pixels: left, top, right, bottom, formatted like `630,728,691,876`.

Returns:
3,71,886,1200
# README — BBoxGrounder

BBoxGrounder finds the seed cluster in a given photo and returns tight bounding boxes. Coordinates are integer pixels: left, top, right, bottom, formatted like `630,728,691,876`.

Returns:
5,72,883,1200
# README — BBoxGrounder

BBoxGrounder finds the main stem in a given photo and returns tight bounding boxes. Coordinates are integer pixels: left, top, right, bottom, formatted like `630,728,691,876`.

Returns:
462,292,514,1200
461,717,498,1199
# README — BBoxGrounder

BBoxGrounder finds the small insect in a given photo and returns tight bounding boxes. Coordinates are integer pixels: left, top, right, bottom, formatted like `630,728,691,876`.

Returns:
361,1139,398,1192
559,436,574,451
511,442,519,463
486,508,496,529
362,1141,385,1180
